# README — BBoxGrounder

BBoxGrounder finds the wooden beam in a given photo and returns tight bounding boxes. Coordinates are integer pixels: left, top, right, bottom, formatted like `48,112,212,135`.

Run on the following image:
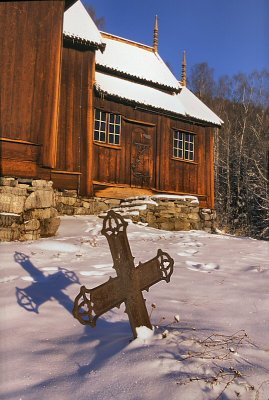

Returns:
79,51,95,196
208,128,215,209
41,2,64,168
51,170,81,175
122,117,156,127
0,137,40,146
0,159,37,177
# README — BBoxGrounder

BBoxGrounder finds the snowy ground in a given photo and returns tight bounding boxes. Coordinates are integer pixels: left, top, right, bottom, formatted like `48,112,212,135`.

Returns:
1,215,269,400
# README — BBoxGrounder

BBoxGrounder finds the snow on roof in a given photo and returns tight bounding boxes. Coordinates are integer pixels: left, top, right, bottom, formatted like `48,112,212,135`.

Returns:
63,0,104,49
96,34,180,90
95,72,222,125
63,4,221,125
178,87,223,126
95,71,186,116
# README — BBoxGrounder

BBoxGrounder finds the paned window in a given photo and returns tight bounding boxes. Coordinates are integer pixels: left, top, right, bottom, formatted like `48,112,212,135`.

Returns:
94,109,121,145
94,110,106,142
108,113,121,145
173,131,195,161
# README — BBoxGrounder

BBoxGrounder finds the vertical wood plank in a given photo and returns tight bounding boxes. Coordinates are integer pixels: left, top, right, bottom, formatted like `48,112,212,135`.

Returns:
65,49,75,171
208,128,215,208
41,1,64,168
0,1,65,169
80,50,95,195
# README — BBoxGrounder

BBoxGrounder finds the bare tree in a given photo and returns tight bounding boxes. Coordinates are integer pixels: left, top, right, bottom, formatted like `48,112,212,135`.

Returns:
213,70,269,239
190,63,269,239
189,62,215,102
82,2,105,29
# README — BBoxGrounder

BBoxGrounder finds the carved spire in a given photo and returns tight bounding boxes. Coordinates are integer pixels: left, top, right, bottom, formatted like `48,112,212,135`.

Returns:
153,15,158,52
181,50,187,87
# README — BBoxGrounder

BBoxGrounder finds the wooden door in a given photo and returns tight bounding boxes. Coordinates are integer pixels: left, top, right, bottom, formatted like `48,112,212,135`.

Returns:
130,126,154,188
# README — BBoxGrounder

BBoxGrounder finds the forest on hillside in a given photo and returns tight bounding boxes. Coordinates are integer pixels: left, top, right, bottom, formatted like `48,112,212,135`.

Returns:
189,65,269,240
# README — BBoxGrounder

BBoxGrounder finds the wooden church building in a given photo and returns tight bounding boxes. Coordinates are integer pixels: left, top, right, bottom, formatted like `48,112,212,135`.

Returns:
0,0,222,210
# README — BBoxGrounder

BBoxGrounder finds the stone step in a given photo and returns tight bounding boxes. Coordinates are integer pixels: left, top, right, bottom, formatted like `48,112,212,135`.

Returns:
99,209,141,220
119,198,157,208
98,196,158,221
98,194,215,233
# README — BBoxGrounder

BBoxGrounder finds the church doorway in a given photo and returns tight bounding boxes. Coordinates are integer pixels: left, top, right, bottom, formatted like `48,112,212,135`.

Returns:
130,126,155,188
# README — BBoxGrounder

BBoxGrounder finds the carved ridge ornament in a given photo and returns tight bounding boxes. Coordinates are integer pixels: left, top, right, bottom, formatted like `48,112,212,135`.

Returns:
131,142,151,181
73,210,174,338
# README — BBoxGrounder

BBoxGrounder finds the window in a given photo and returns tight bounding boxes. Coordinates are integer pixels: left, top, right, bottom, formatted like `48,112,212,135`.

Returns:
108,113,121,145
173,130,195,161
94,110,106,142
94,109,121,145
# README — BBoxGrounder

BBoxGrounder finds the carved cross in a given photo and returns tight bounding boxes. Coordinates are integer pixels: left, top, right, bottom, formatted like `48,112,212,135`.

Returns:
73,211,174,338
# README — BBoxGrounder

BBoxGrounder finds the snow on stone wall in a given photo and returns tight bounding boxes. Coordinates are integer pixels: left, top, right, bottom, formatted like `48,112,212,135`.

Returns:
0,178,60,241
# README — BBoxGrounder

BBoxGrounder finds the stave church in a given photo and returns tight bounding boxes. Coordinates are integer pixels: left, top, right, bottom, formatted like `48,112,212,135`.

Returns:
0,0,222,240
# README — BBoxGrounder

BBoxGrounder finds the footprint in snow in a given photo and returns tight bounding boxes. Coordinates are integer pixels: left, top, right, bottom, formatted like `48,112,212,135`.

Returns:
92,263,112,269
245,265,268,273
0,275,19,284
79,271,108,277
186,261,220,273
177,249,198,256
183,241,203,247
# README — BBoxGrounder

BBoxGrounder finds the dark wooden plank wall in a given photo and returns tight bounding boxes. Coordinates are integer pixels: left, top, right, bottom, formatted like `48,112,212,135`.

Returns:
93,97,215,208
0,1,64,170
159,118,201,194
93,98,157,186
55,47,95,194
0,138,40,168
57,48,82,173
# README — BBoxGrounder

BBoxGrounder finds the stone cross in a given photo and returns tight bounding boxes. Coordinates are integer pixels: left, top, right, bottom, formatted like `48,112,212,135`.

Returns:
73,210,174,338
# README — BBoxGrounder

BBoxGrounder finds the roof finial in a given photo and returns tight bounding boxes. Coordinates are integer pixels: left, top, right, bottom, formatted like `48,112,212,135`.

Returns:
181,50,187,87
153,15,158,52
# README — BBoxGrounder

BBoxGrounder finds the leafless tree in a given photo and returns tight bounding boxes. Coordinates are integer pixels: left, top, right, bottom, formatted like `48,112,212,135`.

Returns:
82,2,105,29
190,64,269,239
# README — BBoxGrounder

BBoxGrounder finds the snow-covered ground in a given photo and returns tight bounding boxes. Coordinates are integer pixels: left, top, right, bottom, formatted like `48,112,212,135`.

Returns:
1,216,268,400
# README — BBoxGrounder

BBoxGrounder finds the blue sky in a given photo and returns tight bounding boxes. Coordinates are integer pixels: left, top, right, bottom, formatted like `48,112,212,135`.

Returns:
82,0,269,81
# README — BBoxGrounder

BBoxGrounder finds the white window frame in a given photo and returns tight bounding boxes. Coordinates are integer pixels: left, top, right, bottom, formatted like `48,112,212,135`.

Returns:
173,130,195,161
94,109,107,143
94,109,121,146
108,113,121,145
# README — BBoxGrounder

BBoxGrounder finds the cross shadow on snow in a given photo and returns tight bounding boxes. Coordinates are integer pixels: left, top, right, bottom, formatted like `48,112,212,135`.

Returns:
2,318,132,400
76,314,132,376
14,251,80,315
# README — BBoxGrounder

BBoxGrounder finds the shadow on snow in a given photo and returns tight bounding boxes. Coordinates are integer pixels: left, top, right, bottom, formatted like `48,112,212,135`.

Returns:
14,251,80,315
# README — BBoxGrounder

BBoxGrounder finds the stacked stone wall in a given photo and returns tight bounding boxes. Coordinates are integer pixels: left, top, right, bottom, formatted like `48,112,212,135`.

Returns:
0,178,60,241
121,197,216,232
55,191,216,232
55,190,121,216
0,178,216,241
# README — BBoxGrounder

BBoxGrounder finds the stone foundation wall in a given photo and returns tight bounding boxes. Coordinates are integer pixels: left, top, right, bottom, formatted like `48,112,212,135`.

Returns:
55,190,121,216
0,177,60,241
55,191,216,232
0,179,216,241
119,197,216,232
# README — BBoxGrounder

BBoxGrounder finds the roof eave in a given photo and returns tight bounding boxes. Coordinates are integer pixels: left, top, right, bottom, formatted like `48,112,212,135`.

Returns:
184,113,222,127
63,34,106,52
96,65,180,93
94,86,222,127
